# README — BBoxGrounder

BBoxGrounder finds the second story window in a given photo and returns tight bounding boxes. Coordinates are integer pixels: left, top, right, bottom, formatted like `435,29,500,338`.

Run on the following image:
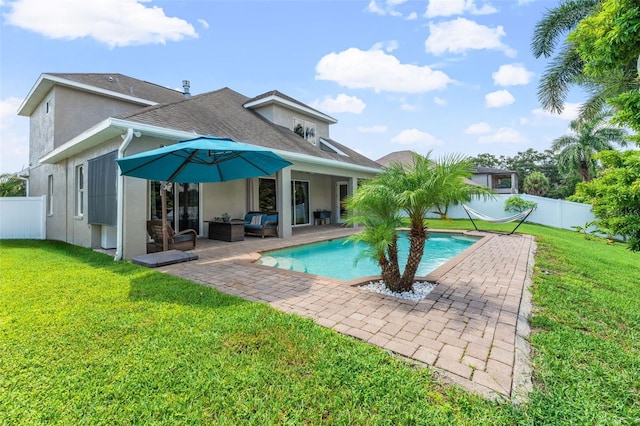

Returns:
293,118,316,145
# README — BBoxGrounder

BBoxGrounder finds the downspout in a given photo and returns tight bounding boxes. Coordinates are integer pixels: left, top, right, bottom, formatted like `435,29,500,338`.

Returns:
114,128,135,260
16,175,29,196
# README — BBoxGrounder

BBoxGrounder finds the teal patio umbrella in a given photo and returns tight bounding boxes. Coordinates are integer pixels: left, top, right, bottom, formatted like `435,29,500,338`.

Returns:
116,136,292,251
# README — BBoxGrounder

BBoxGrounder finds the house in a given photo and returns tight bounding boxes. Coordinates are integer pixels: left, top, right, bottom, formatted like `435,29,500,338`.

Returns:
469,167,519,194
18,73,381,259
376,150,482,188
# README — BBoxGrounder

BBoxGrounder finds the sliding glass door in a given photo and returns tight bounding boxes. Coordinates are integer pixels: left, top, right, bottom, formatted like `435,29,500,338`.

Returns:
150,181,200,233
291,180,309,225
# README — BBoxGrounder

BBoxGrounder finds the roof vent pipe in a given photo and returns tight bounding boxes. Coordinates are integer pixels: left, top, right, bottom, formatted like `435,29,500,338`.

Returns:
182,80,190,98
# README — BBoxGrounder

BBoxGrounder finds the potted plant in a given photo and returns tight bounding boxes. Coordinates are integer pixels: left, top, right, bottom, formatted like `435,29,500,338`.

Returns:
222,212,230,222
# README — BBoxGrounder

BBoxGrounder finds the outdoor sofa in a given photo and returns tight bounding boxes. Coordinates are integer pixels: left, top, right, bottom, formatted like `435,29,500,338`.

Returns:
243,211,278,238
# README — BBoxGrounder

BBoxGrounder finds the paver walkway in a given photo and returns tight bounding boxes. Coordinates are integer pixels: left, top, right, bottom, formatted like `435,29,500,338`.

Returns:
158,226,535,401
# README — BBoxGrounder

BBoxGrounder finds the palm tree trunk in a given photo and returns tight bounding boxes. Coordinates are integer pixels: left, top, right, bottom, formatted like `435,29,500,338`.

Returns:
381,238,402,292
399,224,427,292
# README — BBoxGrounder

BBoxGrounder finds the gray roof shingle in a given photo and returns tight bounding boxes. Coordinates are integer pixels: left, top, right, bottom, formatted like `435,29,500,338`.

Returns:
117,87,381,170
47,73,185,104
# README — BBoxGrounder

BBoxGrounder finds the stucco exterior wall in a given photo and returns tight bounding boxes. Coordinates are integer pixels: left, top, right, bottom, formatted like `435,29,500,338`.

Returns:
29,89,55,169
253,104,331,140
53,86,144,148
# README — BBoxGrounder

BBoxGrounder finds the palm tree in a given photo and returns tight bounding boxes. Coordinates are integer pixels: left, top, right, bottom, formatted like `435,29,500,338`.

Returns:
0,173,26,197
346,153,492,293
523,171,550,196
531,0,601,117
551,114,627,182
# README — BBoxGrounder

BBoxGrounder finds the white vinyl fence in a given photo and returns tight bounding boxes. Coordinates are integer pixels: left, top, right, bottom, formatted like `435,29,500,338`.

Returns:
431,194,596,232
0,196,46,239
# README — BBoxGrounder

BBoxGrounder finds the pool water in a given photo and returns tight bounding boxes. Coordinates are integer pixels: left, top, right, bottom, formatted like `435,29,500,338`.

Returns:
257,232,479,280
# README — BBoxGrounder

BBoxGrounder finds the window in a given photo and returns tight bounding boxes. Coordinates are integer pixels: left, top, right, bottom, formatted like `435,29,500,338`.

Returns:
75,165,84,217
47,174,53,215
293,118,316,145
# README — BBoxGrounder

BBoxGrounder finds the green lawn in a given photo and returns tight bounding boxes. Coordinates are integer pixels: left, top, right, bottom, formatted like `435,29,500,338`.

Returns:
1,221,638,425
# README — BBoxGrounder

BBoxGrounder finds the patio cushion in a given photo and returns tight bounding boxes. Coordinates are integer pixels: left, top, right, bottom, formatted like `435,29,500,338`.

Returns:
250,214,263,225
264,214,278,227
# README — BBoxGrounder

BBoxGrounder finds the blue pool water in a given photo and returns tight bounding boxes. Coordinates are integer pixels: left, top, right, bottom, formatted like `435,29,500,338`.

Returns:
257,232,479,280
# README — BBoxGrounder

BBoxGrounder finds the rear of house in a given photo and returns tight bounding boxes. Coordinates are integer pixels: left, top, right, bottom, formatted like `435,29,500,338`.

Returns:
19,73,381,259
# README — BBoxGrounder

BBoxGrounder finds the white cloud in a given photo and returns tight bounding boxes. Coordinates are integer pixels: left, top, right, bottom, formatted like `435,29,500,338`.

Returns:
3,0,197,48
372,40,399,53
433,96,446,106
531,102,580,121
424,0,497,18
485,89,515,108
425,18,516,57
311,94,366,114
478,127,526,144
492,64,534,86
465,122,491,134
366,0,412,18
406,11,418,20
401,102,418,111
358,125,388,133
316,47,454,93
367,0,387,15
0,97,29,173
197,19,209,29
391,128,443,147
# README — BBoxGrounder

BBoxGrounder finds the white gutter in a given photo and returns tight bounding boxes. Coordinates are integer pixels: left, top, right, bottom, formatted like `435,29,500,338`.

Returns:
114,128,136,261
270,148,382,175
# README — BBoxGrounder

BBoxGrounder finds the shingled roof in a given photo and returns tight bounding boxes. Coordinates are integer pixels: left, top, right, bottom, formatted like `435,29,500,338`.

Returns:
116,87,381,170
46,73,185,104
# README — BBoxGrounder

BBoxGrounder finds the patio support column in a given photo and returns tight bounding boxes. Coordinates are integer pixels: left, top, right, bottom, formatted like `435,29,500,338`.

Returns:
277,167,292,238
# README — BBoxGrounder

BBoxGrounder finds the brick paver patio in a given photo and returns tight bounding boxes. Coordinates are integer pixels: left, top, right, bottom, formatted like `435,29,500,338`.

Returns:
157,226,535,401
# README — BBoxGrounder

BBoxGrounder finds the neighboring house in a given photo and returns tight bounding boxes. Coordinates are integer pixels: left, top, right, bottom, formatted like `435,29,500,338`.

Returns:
470,167,518,194
376,150,482,188
18,73,381,259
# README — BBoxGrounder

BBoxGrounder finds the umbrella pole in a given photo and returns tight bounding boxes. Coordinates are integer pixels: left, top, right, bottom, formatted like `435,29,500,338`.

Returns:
161,182,169,252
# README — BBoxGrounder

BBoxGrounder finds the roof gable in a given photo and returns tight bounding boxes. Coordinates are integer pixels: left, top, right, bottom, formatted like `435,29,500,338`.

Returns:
19,73,185,116
243,90,337,124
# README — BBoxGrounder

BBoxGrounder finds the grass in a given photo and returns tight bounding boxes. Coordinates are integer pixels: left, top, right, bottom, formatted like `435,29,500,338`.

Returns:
1,220,639,425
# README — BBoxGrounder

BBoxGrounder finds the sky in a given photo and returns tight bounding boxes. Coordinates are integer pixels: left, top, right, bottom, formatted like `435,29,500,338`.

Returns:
0,0,585,174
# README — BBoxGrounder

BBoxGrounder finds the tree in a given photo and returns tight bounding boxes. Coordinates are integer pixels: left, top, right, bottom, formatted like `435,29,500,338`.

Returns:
346,153,492,292
523,171,551,196
469,153,502,169
531,0,602,117
551,113,627,182
569,150,640,251
0,173,26,197
568,0,640,144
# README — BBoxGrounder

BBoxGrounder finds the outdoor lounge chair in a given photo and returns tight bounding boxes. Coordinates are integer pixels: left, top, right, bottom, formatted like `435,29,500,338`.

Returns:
462,204,534,235
146,220,197,252
243,211,278,238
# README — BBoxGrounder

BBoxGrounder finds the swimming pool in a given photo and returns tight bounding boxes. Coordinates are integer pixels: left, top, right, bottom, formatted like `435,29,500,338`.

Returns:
257,232,480,280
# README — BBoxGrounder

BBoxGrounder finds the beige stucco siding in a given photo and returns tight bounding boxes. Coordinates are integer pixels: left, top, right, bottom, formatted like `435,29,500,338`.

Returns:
53,86,146,149
253,104,331,140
